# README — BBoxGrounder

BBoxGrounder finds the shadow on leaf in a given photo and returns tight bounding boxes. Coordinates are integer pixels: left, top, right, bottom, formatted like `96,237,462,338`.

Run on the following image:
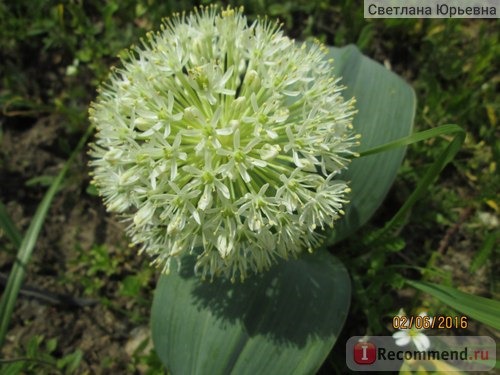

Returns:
172,250,350,348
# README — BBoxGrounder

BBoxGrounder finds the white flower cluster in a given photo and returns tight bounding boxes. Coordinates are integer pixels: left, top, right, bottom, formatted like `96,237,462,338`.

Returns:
89,6,358,281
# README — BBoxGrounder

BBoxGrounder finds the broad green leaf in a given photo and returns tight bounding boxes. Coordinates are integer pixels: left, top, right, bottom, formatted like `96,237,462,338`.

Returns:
407,280,500,330
151,251,350,375
327,45,416,243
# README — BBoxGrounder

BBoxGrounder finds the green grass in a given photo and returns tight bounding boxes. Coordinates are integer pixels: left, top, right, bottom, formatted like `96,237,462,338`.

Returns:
0,1,498,373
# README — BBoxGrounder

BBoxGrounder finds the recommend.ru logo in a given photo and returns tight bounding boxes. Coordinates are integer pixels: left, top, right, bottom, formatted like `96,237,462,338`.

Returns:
346,336,495,372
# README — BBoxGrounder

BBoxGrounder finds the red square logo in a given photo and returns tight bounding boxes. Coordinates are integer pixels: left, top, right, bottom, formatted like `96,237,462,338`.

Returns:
353,342,376,364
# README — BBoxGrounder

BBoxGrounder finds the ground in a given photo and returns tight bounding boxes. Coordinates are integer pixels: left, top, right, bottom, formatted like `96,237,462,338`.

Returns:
0,3,498,374
0,114,159,373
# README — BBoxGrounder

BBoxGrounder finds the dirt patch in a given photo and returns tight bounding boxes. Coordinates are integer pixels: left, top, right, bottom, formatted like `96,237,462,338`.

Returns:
0,115,157,373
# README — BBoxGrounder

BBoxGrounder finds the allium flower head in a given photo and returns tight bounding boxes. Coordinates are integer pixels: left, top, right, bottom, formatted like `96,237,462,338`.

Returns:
89,6,358,281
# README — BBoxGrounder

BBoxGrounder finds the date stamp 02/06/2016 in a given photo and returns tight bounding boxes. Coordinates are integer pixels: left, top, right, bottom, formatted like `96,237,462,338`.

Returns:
392,315,469,330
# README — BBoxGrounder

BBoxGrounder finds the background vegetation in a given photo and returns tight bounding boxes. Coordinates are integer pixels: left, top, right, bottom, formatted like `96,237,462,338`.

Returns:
0,0,498,373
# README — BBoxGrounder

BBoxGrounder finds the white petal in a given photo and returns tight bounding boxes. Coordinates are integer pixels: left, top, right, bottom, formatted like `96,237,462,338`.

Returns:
198,185,212,210
265,129,278,139
414,334,430,351
393,330,411,347
392,330,409,340
191,209,201,225
134,204,154,227
259,144,280,160
394,336,411,347
216,127,233,136
216,235,233,258
215,180,230,199
250,158,267,168
238,164,251,183
170,161,178,180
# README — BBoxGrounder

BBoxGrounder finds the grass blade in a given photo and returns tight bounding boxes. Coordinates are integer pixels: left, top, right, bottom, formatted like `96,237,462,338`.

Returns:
0,201,23,249
358,124,464,158
470,231,497,273
365,124,465,241
406,280,500,330
0,125,93,347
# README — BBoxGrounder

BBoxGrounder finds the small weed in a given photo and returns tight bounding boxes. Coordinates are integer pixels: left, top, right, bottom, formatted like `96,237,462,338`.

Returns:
70,244,119,295
0,335,82,374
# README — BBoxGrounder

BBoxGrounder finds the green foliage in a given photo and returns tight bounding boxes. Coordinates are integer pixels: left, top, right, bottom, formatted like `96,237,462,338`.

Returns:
0,335,82,374
414,22,498,130
383,20,499,249
0,201,22,249
0,126,93,348
73,244,119,295
0,0,497,373
128,341,166,375
68,243,154,306
470,232,497,273
407,280,500,330
25,175,57,188
152,251,351,375
0,0,201,129
119,270,153,298
326,45,416,243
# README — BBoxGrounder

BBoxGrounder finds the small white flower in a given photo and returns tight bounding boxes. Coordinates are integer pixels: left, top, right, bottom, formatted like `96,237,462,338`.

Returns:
393,312,431,352
89,6,358,281
393,329,430,352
